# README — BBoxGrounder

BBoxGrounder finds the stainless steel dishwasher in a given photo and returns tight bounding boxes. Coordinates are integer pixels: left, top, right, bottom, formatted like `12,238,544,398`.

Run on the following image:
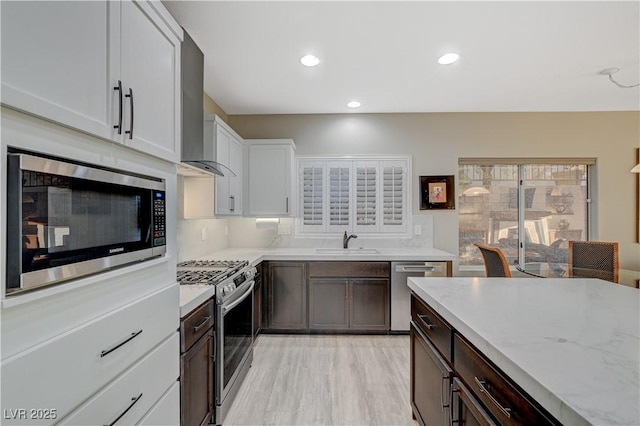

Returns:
391,261,450,332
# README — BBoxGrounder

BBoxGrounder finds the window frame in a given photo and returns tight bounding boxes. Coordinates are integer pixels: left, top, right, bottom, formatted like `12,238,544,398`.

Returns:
296,155,412,238
458,158,595,271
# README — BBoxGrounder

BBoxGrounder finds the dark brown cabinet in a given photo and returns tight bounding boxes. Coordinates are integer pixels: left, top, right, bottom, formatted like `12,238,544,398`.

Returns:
309,279,349,330
180,299,214,426
266,261,308,330
453,334,557,426
410,322,453,426
254,262,263,336
349,278,389,331
308,262,390,332
451,377,497,426
410,293,560,426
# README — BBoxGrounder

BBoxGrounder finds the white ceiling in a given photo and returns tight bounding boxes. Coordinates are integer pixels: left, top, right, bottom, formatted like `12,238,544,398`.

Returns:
163,1,640,115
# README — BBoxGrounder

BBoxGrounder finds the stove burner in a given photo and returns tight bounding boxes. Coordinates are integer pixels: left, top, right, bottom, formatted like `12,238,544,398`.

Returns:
178,260,247,269
177,259,249,286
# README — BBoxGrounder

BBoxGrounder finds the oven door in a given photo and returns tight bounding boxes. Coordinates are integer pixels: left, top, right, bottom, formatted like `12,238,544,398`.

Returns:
216,279,254,404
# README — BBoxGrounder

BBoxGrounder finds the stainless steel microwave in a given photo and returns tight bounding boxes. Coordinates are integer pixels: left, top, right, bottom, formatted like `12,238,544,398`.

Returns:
6,152,167,295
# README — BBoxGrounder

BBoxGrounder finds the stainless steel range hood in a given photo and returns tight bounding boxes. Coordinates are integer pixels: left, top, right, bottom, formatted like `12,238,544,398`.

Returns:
179,29,228,177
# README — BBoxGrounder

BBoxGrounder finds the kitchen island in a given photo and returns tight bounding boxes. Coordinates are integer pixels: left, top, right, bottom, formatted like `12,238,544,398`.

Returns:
408,276,640,425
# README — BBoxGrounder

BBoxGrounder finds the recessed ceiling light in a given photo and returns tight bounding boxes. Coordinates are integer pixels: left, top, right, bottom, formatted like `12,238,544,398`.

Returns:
300,55,320,67
347,101,361,108
438,53,459,65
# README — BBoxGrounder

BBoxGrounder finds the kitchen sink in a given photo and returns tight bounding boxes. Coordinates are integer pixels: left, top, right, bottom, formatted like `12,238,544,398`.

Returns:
315,248,380,255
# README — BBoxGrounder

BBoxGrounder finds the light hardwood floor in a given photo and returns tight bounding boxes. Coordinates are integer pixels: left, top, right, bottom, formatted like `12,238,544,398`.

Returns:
223,334,415,426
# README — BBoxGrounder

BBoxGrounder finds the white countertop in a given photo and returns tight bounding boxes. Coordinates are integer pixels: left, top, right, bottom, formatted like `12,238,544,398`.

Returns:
408,276,640,426
179,247,455,316
179,285,214,317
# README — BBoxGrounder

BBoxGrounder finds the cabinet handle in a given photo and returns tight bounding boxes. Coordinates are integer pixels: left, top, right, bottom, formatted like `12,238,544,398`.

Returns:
100,329,143,358
113,80,123,134
417,314,434,330
230,195,235,212
125,88,134,140
104,393,142,426
450,388,458,426
286,197,289,213
474,376,512,419
193,316,211,332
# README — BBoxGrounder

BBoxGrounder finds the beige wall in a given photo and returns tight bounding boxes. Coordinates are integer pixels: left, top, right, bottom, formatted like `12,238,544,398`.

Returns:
203,93,228,122
228,112,640,270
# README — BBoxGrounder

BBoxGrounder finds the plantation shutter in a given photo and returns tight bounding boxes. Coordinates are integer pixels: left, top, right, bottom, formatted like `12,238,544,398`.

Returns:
354,161,378,232
327,162,351,231
381,160,406,232
299,161,325,232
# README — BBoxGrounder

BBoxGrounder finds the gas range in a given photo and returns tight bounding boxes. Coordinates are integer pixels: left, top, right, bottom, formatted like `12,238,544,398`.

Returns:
177,258,256,425
177,260,248,285
177,259,255,302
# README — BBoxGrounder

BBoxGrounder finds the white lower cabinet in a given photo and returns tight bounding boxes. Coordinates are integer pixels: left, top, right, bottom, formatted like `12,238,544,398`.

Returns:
59,333,179,425
0,284,179,425
138,381,180,426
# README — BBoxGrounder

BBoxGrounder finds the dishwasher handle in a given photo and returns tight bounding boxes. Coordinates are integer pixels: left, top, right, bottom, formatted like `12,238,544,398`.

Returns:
395,264,442,273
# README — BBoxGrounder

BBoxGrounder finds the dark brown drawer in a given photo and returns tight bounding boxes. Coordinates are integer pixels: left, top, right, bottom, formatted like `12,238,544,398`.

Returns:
411,294,452,363
180,299,214,353
308,261,390,278
454,334,558,426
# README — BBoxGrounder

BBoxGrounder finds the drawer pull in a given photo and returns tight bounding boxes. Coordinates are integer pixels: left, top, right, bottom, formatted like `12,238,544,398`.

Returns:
193,316,212,332
104,393,142,426
100,329,143,358
417,314,434,330
474,376,512,419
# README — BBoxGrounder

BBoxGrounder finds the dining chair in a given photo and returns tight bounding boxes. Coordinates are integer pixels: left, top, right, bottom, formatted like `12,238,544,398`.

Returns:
568,241,619,283
474,243,512,277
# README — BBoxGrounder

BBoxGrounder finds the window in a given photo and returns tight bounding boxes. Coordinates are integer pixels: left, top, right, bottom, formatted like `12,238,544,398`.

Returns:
458,159,594,270
298,156,410,236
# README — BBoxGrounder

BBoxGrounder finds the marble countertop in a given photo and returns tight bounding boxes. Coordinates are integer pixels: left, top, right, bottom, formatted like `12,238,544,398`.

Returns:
408,276,640,426
179,247,456,315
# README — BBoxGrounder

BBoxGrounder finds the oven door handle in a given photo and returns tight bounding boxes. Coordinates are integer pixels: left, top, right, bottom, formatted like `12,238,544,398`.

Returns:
222,280,254,315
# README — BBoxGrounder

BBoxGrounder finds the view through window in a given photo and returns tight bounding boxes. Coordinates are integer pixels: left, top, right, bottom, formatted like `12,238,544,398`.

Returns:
458,161,591,271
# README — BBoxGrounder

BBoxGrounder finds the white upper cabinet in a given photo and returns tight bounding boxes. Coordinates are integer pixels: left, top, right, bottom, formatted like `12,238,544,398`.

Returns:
0,1,182,163
1,1,113,139
117,1,182,163
245,139,296,217
206,116,244,216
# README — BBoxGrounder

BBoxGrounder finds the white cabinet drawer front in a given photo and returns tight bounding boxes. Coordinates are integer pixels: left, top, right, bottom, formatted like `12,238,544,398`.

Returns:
0,284,178,425
137,381,180,426
59,332,179,426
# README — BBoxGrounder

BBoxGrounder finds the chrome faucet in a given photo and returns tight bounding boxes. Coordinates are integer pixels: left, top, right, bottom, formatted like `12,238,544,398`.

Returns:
343,231,358,249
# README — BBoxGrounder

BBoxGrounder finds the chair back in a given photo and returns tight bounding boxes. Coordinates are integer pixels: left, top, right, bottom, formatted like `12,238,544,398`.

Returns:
568,241,619,283
474,243,511,277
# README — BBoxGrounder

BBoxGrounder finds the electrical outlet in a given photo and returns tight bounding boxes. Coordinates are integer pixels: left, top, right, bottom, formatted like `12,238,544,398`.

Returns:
278,224,291,235
201,227,207,241
225,226,229,236
414,225,422,235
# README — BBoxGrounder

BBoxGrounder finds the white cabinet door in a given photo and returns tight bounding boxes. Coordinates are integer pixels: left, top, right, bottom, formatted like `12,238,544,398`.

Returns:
214,120,243,216
228,136,244,215
0,1,181,164
119,0,181,163
215,126,232,214
0,1,114,140
246,142,294,216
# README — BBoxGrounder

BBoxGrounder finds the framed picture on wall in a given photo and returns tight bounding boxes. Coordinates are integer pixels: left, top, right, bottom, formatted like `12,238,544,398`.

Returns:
420,175,455,210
